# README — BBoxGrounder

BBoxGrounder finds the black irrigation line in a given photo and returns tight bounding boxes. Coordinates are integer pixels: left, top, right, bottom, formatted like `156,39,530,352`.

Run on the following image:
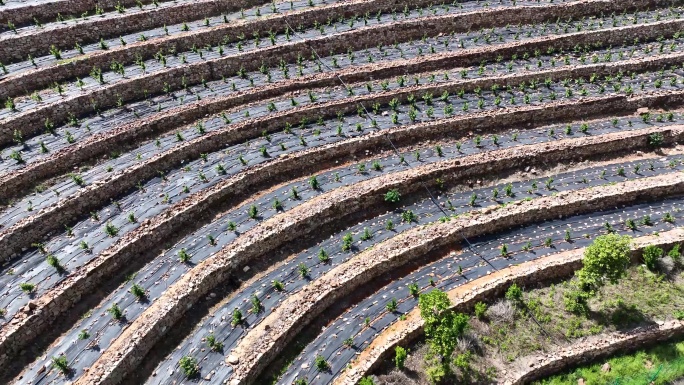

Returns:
286,15,518,272
16,120,684,385
148,157,684,385
281,198,684,384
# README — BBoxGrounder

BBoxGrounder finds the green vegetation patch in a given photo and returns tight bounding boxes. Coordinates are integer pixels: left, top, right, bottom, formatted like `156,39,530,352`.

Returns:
536,338,684,385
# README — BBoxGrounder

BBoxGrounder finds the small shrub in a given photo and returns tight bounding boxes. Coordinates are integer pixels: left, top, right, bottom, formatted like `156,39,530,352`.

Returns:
231,308,243,326
251,294,262,313
426,363,448,384
577,234,631,291
104,222,119,237
474,301,487,320
668,244,681,264
130,284,145,300
648,132,664,147
386,298,398,312
395,346,407,369
314,355,329,371
408,283,419,297
46,254,64,272
341,233,353,251
206,334,223,352
486,300,515,324
401,210,417,223
78,329,90,340
19,283,35,293
675,310,684,320
642,245,663,271
178,248,191,263
298,262,310,278
273,280,284,291
248,205,258,219
52,355,70,375
454,351,472,371
178,356,199,377
564,289,591,315
505,283,523,303
385,189,401,203
317,248,329,263
107,303,123,319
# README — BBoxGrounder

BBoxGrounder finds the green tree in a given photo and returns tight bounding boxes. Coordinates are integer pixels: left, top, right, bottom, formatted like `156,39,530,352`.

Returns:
395,346,407,369
418,289,469,359
577,234,631,292
642,245,663,271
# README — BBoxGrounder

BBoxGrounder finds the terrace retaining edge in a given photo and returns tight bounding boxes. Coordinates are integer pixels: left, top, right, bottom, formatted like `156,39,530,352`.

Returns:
3,41,684,247
0,0,663,142
74,127,684,385
0,0,273,62
0,95,639,368
226,171,684,385
333,230,684,385
1,0,653,99
4,18,684,199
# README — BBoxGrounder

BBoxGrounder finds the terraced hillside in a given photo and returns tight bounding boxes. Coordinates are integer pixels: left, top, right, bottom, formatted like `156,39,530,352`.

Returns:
2,0,684,384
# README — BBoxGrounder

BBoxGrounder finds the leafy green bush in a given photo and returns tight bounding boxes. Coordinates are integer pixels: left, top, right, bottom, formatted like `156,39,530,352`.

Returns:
386,298,398,312
314,355,329,371
206,334,223,352
179,356,198,377
20,282,35,293
474,301,487,320
648,132,664,147
107,303,123,319
674,310,684,320
419,289,469,358
231,308,243,326
563,289,591,315
577,234,631,292
642,245,663,271
395,346,407,369
359,377,374,385
668,244,681,265
52,355,70,375
130,284,145,300
505,283,523,303
408,283,419,297
453,351,472,371
426,363,448,384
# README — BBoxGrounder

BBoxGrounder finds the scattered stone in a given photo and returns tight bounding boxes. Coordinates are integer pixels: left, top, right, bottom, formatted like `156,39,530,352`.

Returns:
226,355,239,365
601,362,611,372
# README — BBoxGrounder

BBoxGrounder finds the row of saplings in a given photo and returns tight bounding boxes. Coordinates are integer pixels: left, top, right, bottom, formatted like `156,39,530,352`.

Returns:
354,233,680,385
51,233,670,379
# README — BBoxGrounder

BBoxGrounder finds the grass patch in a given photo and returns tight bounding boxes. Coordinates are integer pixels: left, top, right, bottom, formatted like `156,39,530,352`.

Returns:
376,257,683,384
536,338,684,385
